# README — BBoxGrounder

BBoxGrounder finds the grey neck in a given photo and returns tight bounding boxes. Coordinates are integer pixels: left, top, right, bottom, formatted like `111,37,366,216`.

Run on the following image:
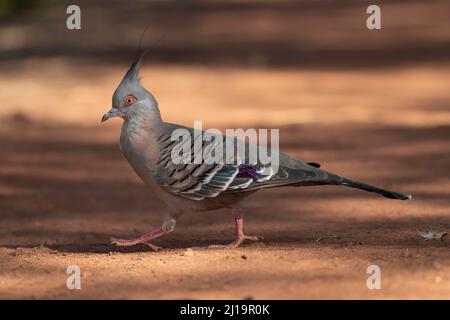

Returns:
122,111,163,143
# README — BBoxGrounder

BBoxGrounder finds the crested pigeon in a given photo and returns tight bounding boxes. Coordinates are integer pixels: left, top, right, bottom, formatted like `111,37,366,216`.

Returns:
101,51,411,250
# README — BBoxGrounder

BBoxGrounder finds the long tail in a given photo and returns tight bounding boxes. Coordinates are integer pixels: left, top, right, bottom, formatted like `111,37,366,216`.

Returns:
327,173,412,200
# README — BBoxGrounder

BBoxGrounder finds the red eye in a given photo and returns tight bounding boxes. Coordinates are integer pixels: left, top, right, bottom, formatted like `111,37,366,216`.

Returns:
124,95,137,106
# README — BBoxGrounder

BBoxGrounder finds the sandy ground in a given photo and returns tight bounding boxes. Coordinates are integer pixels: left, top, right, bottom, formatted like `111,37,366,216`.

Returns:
1,59,450,299
1,0,450,300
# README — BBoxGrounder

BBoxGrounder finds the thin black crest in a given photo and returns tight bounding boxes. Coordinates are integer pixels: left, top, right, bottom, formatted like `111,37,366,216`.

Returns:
121,30,165,83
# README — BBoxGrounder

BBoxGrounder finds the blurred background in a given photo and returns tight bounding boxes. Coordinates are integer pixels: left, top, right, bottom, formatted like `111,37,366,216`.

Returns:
1,0,450,299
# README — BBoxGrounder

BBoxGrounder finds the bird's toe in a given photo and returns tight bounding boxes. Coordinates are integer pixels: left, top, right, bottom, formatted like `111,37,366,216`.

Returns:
144,242,163,252
110,237,135,247
244,235,264,241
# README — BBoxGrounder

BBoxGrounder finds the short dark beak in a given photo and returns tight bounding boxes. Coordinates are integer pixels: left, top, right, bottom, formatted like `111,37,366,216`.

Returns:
101,108,120,123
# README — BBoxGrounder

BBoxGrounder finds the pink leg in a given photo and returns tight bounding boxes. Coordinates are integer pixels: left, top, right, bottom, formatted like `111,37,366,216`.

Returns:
111,228,166,251
209,208,263,249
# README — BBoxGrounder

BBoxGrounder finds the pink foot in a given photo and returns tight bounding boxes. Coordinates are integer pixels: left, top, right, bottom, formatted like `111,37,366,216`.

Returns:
110,237,162,251
209,235,263,249
110,227,167,251
208,208,263,249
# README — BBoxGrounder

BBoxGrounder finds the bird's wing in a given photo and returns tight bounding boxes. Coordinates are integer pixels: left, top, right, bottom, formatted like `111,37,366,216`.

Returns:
155,129,240,200
154,126,328,200
226,154,332,192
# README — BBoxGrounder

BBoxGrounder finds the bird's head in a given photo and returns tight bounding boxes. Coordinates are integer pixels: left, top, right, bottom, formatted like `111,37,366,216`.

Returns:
101,50,160,123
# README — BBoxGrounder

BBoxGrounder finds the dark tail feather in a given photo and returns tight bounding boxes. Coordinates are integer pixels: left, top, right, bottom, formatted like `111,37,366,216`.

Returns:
336,176,412,200
317,172,412,200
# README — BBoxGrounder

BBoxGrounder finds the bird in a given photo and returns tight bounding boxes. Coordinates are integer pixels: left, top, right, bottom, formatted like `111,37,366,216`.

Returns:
101,50,412,250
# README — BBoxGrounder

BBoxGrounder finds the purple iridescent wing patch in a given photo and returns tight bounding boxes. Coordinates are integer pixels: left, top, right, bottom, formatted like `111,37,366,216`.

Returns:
236,165,262,179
